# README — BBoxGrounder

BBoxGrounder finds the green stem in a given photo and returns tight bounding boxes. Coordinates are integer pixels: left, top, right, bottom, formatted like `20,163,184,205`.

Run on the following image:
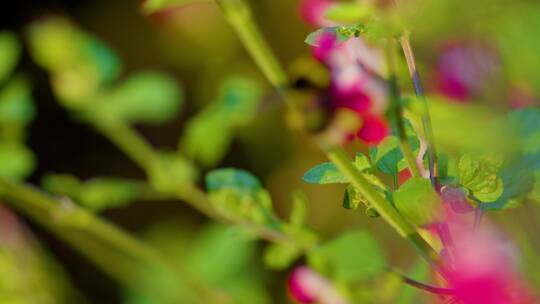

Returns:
215,0,294,109
91,118,157,173
386,41,421,178
326,148,443,271
89,111,306,249
399,36,438,186
215,0,444,273
0,178,228,303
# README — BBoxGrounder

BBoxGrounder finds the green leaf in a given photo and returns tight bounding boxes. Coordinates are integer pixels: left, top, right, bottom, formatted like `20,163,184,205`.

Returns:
141,0,207,14
206,168,261,193
324,3,373,23
506,107,540,154
303,162,349,184
0,141,35,180
304,24,366,46
458,154,504,203
307,230,386,283
529,170,540,202
0,76,35,127
83,36,122,85
304,152,379,185
263,242,301,270
149,151,199,194
370,136,418,178
107,72,183,124
343,185,362,210
0,31,21,84
290,190,309,227
179,77,261,167
393,177,442,226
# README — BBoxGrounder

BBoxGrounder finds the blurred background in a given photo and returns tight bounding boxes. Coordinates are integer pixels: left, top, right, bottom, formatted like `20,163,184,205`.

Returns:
1,0,540,303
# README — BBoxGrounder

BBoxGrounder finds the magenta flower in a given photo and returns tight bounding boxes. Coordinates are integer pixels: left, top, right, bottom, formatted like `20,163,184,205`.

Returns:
445,226,535,304
310,31,389,145
435,40,500,102
288,266,348,304
429,202,537,304
299,0,337,27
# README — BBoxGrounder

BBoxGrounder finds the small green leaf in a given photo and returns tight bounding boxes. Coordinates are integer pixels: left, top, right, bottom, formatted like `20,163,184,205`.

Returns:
0,31,21,84
343,186,362,210
303,162,349,184
324,3,373,23
307,230,386,283
393,177,442,226
149,151,199,194
458,154,504,203
290,190,309,227
0,76,35,127
304,152,378,185
107,71,183,124
370,136,419,178
263,242,301,270
206,168,261,193
0,141,35,180
304,24,366,46
179,77,261,167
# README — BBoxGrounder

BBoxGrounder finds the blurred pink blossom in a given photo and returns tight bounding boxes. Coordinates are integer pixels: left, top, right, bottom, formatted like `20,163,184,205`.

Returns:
435,40,500,102
299,0,337,27
288,266,348,304
311,32,389,144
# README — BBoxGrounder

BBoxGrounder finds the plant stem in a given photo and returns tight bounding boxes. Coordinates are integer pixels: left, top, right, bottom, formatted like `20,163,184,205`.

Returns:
326,148,442,265
399,36,438,186
0,178,228,303
215,0,296,110
386,40,421,178
90,112,307,250
91,118,157,173
400,274,454,295
215,0,447,274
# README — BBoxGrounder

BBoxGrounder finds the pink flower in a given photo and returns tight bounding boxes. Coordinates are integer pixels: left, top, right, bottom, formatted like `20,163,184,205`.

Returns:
435,40,500,102
288,266,348,304
430,204,536,304
445,226,535,304
357,114,389,144
310,31,390,145
299,0,337,27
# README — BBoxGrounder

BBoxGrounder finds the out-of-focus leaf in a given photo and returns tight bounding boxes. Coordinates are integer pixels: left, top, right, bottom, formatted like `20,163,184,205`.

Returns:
26,17,121,106
506,107,540,154
263,242,301,270
149,151,199,194
0,141,35,181
0,208,82,303
405,96,509,154
206,168,278,227
369,136,418,178
105,72,183,124
0,76,35,127
529,171,540,203
42,174,158,211
206,168,261,193
303,152,382,186
290,190,308,227
0,31,20,84
393,177,442,226
141,0,206,14
307,230,386,283
343,185,362,210
324,3,373,23
126,223,270,304
180,77,261,167
303,162,349,184
305,24,366,46
458,154,504,203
